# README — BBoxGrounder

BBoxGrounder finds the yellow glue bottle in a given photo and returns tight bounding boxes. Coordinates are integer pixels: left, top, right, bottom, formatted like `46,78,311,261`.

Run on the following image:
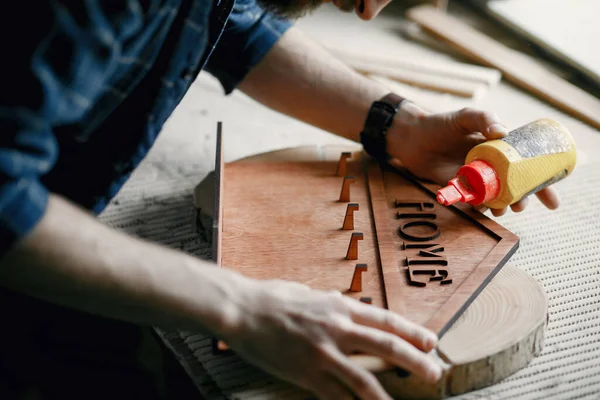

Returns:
437,118,577,209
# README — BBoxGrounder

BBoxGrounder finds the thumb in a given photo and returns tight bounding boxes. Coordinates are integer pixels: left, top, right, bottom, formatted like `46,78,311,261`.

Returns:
452,107,509,139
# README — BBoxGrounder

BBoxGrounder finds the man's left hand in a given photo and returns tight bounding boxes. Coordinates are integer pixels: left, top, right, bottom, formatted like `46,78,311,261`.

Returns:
386,103,560,217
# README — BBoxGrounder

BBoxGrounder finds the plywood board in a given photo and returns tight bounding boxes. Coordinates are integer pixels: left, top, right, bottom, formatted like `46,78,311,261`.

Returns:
406,5,600,131
472,0,600,86
219,152,519,337
221,158,386,307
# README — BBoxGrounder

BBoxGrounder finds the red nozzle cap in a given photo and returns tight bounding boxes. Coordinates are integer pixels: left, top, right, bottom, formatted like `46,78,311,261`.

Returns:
437,160,500,207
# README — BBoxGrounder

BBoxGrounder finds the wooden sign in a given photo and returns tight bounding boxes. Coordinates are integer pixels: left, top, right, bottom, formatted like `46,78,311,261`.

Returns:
215,147,519,338
191,134,548,398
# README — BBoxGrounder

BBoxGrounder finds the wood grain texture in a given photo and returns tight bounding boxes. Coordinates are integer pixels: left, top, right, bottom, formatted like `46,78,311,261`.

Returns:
386,160,520,335
378,266,547,399
221,156,387,307
220,150,519,337
200,144,546,398
406,5,600,130
366,160,405,315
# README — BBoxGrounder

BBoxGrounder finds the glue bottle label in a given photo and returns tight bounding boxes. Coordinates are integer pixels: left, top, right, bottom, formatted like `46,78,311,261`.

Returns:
501,120,572,158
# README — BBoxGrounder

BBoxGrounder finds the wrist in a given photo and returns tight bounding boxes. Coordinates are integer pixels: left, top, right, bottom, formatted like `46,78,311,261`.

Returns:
386,101,427,160
175,257,251,338
359,93,407,161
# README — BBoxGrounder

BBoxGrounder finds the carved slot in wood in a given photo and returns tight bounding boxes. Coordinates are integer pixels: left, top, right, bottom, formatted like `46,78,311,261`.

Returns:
342,203,359,230
339,176,355,202
336,152,352,177
349,264,368,292
346,232,364,260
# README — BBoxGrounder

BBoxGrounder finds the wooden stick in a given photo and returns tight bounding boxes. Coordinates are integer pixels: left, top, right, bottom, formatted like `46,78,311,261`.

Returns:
351,61,486,98
329,47,501,87
406,5,600,130
212,122,224,266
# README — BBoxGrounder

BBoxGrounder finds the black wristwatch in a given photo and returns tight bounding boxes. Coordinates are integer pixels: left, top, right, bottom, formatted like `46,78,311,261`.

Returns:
359,93,406,162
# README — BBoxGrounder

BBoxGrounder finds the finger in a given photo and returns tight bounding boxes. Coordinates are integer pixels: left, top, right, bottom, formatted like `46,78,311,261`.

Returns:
510,197,529,213
344,299,437,352
341,325,442,383
491,207,507,217
327,349,393,400
536,187,560,210
453,107,509,139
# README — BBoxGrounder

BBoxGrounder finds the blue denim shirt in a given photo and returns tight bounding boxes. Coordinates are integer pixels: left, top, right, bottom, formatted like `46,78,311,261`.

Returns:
0,1,291,254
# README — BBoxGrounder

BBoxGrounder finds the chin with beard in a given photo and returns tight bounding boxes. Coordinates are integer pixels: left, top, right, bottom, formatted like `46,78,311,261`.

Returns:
257,0,355,19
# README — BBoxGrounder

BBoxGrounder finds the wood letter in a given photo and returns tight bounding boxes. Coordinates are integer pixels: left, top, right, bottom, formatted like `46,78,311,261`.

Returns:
395,201,436,219
399,221,440,242
404,242,451,286
408,265,452,286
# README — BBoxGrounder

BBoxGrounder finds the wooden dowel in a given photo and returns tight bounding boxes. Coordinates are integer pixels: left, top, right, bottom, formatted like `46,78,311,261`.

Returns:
329,47,501,87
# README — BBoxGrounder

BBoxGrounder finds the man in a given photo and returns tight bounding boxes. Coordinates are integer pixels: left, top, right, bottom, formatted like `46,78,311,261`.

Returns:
0,1,559,399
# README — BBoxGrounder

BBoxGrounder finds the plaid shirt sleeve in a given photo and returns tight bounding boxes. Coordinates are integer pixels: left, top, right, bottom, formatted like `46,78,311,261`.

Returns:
204,0,293,94
0,3,147,254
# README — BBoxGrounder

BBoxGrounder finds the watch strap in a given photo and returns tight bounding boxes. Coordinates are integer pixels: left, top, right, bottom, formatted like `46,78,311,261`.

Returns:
360,93,406,161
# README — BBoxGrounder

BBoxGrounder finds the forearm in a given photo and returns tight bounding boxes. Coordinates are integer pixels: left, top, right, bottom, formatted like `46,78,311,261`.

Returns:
0,194,245,336
238,26,393,142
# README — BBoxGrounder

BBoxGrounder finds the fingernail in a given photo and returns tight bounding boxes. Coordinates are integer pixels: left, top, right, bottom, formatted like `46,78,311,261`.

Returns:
488,124,509,136
424,333,438,350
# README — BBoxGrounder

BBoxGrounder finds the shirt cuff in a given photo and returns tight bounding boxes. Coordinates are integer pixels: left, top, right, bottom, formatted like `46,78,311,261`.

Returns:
204,4,293,94
0,178,49,256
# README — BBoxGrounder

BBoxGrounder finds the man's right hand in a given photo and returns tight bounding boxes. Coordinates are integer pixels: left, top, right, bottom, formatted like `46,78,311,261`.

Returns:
219,277,442,400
